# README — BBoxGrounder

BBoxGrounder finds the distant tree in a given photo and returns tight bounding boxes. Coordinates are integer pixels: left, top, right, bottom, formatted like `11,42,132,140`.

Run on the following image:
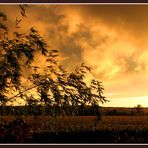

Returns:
134,104,144,115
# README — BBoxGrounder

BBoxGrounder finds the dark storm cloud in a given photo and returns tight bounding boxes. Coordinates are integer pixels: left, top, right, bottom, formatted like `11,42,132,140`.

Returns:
123,54,141,73
75,5,148,36
29,5,65,24
59,24,93,69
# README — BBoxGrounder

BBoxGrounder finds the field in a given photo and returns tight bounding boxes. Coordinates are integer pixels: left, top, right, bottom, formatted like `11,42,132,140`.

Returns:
1,115,148,143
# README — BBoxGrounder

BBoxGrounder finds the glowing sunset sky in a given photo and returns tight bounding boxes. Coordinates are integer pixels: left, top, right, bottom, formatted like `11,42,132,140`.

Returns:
1,4,148,107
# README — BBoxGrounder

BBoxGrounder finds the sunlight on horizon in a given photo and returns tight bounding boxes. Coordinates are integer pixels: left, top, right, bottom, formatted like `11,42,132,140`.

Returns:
103,96,148,108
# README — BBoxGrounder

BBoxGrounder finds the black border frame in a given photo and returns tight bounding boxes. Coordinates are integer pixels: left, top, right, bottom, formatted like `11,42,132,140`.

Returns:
1,144,148,148
0,0,148,3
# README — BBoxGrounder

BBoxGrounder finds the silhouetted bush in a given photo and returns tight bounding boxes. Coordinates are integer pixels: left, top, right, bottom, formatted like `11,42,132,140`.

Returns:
2,117,31,143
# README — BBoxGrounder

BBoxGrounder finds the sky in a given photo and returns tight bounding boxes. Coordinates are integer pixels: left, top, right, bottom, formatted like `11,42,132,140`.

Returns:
1,4,148,107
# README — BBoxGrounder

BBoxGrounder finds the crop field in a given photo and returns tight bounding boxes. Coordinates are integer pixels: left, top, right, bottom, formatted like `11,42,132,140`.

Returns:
1,115,148,132
1,115,148,143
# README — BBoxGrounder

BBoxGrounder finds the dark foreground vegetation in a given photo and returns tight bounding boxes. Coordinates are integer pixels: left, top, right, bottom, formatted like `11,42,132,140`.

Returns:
1,106,148,143
1,115,148,143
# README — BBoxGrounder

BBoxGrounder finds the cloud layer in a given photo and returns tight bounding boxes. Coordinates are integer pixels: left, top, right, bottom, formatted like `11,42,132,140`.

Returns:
1,5,148,107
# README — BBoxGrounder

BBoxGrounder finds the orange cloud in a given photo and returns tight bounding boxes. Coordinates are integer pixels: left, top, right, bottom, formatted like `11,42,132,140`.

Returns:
1,5,148,107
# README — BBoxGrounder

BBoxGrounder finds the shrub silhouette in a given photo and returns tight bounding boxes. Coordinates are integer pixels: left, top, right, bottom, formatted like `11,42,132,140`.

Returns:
3,117,31,143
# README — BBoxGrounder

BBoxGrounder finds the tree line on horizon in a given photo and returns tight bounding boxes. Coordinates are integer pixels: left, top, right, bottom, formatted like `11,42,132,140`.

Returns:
0,104,145,116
